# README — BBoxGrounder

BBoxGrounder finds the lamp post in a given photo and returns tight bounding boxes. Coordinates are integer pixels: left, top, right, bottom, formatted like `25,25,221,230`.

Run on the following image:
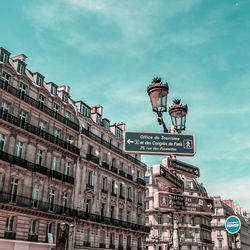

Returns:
147,77,188,250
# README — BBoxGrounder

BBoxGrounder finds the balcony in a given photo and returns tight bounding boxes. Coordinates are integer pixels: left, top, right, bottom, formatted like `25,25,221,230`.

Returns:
119,170,126,177
0,80,79,131
101,161,109,170
201,238,213,244
200,223,212,230
119,194,125,200
4,231,16,239
111,192,117,197
86,154,100,165
127,198,132,202
0,191,150,233
118,245,124,250
136,178,146,186
101,189,108,194
82,128,146,169
84,241,91,247
127,247,132,250
99,243,106,248
111,166,118,174
137,202,142,207
126,174,133,181
0,110,80,155
86,183,94,189
28,234,38,242
0,150,74,184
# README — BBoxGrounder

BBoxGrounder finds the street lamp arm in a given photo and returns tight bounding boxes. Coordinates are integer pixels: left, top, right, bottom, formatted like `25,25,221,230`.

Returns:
157,111,168,133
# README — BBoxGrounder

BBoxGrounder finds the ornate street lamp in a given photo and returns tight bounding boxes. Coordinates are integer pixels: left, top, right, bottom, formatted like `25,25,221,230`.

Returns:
147,77,169,132
168,99,188,133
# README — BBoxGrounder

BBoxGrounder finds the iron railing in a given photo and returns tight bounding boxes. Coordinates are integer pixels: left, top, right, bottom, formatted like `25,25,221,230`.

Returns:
0,191,150,233
0,80,79,131
200,223,212,230
0,109,80,155
0,150,74,184
86,154,99,165
101,161,109,170
82,128,146,169
4,232,16,239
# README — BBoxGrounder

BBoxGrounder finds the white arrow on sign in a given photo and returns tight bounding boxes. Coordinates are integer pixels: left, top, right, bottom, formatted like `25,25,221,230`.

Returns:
127,139,134,144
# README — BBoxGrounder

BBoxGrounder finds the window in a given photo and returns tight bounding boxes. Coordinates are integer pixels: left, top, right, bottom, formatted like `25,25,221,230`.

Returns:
65,162,71,176
17,63,25,74
10,178,19,203
54,129,60,138
127,236,131,247
1,101,9,112
137,214,142,225
128,166,132,175
80,104,90,117
36,76,43,86
119,209,123,221
158,229,162,239
158,214,162,224
127,212,131,222
52,156,58,171
115,127,122,138
32,184,40,208
119,183,123,197
137,238,141,249
110,232,115,245
219,240,222,248
215,208,219,215
39,95,46,105
102,152,107,163
65,111,71,120
15,141,23,157
0,134,5,150
19,111,26,121
102,177,107,191
110,206,115,219
217,229,222,236
102,119,110,130
6,216,15,232
66,135,73,144
146,189,149,197
120,162,124,171
101,204,105,217
39,121,46,131
87,171,93,186
111,180,116,195
217,218,221,225
0,51,9,63
19,83,27,94
145,201,149,209
29,220,37,234
36,149,43,165
127,187,132,200
51,85,57,95
86,199,91,213
96,114,101,125
100,231,105,244
84,228,90,242
62,193,68,209
138,191,142,203
145,216,149,224
2,72,10,85
49,189,55,211
119,234,123,246
53,104,59,113
112,158,116,167
62,93,68,103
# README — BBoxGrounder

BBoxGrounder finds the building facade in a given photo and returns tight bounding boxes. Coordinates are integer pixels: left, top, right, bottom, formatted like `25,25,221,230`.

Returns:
145,163,213,250
0,47,149,250
211,196,250,250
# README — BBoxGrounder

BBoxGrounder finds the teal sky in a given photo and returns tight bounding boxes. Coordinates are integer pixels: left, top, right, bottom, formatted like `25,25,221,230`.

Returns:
1,0,250,211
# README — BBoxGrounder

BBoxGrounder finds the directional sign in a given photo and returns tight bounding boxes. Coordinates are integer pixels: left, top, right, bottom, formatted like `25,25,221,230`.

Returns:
123,131,195,156
154,192,214,215
153,165,184,190
225,216,241,234
168,158,200,178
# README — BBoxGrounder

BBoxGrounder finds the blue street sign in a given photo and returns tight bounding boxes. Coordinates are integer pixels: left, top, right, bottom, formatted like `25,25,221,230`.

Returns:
225,216,241,234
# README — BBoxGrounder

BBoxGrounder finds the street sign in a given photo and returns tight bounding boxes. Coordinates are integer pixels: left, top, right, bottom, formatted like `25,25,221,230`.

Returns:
153,165,184,190
225,216,241,234
154,192,214,215
168,158,200,178
123,131,195,156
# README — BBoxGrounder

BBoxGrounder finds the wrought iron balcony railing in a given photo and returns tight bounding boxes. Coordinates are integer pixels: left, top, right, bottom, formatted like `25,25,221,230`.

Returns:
86,154,100,164
99,243,106,248
126,174,133,181
111,166,118,173
136,178,146,186
0,149,74,184
101,161,110,170
4,232,16,240
86,183,94,189
118,245,124,250
119,170,126,177
28,234,38,242
200,223,212,230
82,128,146,169
0,80,79,131
0,191,150,233
0,110,80,155
201,238,213,244
83,241,91,247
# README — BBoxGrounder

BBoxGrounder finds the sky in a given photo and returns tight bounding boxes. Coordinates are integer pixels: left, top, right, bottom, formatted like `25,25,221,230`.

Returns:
1,0,250,211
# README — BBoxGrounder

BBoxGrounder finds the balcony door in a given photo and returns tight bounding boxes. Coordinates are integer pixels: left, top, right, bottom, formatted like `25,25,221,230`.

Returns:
32,184,40,208
10,178,19,203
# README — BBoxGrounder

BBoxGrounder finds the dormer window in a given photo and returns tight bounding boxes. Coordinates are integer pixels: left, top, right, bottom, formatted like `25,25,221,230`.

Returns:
80,104,90,117
36,76,43,86
17,63,25,74
96,114,101,125
65,111,71,120
51,85,57,95
0,51,9,63
62,93,68,103
115,127,123,139
102,119,110,131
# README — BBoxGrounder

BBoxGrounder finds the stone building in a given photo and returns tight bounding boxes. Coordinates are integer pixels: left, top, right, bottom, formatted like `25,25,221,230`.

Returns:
145,163,213,250
211,196,250,250
0,47,149,250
